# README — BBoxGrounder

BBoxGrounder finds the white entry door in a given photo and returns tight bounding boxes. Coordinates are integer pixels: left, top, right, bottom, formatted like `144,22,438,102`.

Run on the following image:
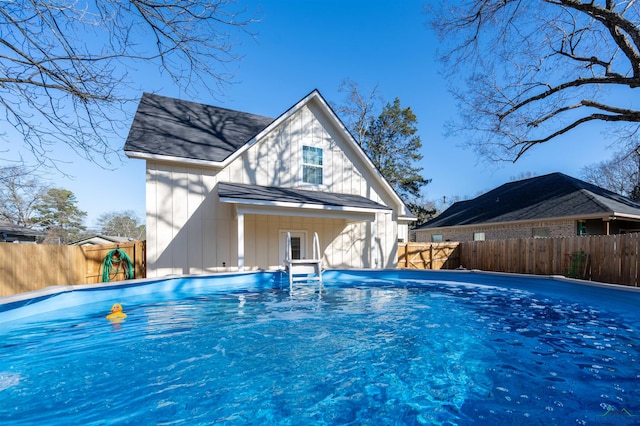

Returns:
279,230,307,264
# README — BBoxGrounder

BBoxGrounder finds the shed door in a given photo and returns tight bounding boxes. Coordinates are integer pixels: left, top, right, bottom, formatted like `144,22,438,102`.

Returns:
279,230,307,264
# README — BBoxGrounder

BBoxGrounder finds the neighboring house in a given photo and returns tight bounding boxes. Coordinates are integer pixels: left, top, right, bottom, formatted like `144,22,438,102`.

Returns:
413,172,640,242
0,221,45,243
124,90,414,277
70,235,133,246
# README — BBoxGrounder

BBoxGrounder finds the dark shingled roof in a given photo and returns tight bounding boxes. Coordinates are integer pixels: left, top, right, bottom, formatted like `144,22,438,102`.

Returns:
416,172,640,230
218,182,392,211
123,92,275,162
0,221,45,237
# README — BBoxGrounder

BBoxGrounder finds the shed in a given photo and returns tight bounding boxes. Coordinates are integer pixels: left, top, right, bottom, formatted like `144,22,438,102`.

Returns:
124,90,414,276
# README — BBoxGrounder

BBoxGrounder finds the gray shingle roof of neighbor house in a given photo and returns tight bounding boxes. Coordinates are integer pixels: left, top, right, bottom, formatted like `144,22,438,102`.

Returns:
0,221,45,237
123,92,275,162
219,182,392,211
415,172,640,230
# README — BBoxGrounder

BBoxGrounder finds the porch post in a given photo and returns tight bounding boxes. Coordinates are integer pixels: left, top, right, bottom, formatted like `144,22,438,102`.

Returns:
237,211,245,271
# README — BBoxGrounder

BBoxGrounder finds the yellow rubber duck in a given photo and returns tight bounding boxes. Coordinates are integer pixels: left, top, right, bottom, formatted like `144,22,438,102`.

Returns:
106,303,127,321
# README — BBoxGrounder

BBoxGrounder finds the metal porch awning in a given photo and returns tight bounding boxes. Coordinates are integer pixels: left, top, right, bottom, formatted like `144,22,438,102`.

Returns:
218,182,391,219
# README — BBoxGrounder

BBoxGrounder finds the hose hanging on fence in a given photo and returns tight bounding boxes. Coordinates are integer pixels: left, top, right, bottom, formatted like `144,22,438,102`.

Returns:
101,248,134,282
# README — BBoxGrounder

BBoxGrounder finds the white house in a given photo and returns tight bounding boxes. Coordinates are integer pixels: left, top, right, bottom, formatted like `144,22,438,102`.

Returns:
124,90,415,277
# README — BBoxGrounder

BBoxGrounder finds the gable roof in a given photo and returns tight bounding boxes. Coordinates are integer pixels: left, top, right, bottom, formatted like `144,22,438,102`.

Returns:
416,172,640,229
123,92,274,163
219,182,392,212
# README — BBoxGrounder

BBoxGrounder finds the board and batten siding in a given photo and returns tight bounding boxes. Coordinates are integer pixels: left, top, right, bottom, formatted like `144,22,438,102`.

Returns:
145,101,401,277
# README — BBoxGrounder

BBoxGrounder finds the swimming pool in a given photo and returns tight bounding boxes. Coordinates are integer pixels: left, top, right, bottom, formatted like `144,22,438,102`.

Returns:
1,270,639,425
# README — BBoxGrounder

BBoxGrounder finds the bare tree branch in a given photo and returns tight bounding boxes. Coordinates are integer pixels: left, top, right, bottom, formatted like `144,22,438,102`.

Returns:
0,0,257,170
429,0,640,162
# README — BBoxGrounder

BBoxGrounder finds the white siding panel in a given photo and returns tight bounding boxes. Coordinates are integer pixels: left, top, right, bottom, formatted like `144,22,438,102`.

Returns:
154,165,176,276
254,215,269,266
243,214,255,267
202,170,219,271
170,167,189,275
186,169,204,274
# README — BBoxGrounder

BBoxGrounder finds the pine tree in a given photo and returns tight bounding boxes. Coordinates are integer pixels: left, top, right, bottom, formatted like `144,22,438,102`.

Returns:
33,188,86,244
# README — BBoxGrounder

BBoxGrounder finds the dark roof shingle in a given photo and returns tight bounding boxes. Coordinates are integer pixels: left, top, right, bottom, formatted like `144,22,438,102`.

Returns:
123,93,274,162
0,221,45,237
417,172,640,229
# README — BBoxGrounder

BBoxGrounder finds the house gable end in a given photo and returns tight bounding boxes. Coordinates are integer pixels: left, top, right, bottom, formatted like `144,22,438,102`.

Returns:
222,90,414,217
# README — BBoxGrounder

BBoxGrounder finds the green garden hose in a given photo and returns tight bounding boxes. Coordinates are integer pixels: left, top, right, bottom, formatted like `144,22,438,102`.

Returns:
101,248,134,282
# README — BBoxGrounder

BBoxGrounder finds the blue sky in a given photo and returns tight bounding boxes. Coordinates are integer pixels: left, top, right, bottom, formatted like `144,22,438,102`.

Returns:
45,0,613,227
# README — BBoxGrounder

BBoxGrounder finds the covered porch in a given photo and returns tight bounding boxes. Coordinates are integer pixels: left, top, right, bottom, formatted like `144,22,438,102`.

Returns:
218,182,393,271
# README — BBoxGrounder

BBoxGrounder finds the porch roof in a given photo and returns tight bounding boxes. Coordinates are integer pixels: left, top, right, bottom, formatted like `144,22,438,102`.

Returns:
218,182,392,214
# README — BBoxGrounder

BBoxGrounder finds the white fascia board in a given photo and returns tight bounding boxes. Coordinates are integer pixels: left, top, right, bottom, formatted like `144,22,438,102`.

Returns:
398,215,418,223
244,207,374,222
608,212,640,221
124,150,224,168
220,196,387,214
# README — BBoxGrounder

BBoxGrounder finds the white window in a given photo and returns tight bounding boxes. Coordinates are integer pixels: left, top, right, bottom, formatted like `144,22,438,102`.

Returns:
431,234,443,242
473,232,485,241
302,146,323,185
532,227,550,238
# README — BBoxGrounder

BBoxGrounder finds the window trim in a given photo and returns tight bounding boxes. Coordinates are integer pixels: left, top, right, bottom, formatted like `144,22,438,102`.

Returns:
301,145,323,186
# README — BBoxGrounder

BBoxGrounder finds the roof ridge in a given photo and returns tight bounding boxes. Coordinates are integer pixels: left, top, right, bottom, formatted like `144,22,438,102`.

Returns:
141,92,274,121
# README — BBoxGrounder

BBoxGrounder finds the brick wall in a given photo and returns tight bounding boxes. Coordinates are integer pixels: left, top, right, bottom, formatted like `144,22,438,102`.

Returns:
414,219,576,242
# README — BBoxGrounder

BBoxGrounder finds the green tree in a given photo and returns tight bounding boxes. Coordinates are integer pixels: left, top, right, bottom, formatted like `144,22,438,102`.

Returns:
429,1,640,162
336,81,430,201
0,166,48,227
406,199,437,230
33,188,87,244
97,210,146,240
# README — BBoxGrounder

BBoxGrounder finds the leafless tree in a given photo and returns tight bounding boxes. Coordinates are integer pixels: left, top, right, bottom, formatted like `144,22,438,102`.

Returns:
0,166,49,227
581,148,640,197
334,79,383,145
0,1,256,169
428,0,640,162
97,210,145,240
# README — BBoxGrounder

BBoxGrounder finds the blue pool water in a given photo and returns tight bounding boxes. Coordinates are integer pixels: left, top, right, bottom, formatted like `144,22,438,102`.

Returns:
1,270,640,425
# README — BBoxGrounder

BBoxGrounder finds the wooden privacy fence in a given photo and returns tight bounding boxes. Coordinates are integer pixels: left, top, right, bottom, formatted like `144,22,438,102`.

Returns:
0,241,146,297
398,242,461,270
399,234,640,287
